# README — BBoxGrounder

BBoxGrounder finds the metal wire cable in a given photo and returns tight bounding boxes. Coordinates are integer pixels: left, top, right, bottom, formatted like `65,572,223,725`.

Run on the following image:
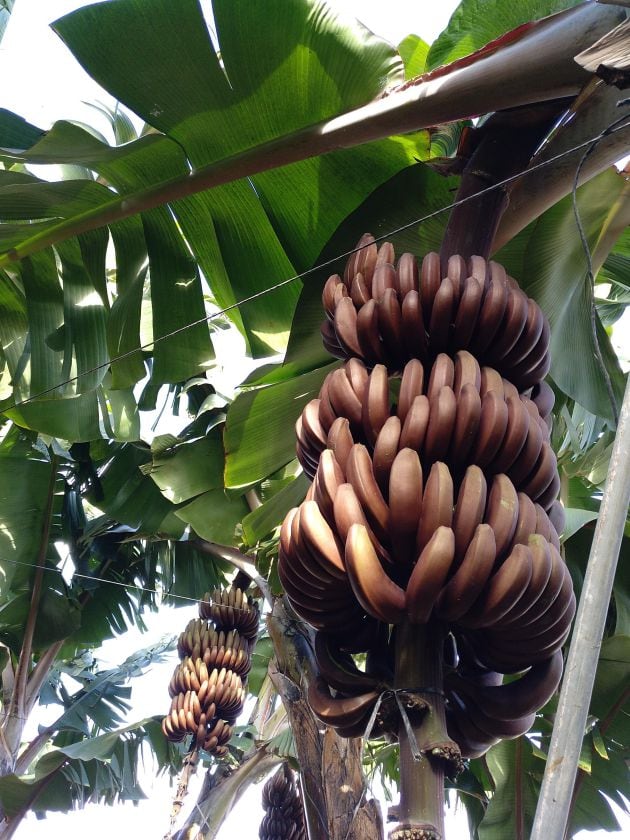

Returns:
0,553,257,612
1,112,629,732
571,100,630,428
0,552,263,725
1,120,629,415
0,113,627,638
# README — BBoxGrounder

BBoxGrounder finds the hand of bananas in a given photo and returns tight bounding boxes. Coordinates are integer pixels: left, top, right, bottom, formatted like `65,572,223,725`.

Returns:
259,764,308,840
282,236,573,758
161,587,259,755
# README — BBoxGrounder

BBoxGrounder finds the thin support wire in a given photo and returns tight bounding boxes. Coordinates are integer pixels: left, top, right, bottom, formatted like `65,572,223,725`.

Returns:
530,372,630,840
1,122,628,415
570,103,630,428
0,554,259,615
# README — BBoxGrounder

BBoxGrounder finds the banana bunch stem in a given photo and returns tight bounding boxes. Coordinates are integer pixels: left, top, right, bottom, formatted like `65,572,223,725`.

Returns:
165,746,200,840
393,621,447,840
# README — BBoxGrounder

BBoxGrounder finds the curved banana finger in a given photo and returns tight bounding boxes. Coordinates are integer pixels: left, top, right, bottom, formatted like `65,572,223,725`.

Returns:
398,359,425,422
463,543,533,629
427,353,455,403
373,415,402,495
314,632,381,694
452,277,483,349
401,290,429,361
328,367,363,429
406,526,456,623
362,364,391,446
420,252,441,323
389,448,424,564
436,524,496,622
345,523,406,624
333,482,391,565
400,394,431,452
449,383,481,464
356,299,382,364
489,288,529,362
417,462,454,551
453,350,481,397
424,386,457,463
452,466,488,562
397,252,419,296
484,474,519,558
334,296,362,358
307,676,379,729
378,287,405,365
429,276,455,352
327,416,355,474
488,395,529,474
459,650,563,721
470,276,508,355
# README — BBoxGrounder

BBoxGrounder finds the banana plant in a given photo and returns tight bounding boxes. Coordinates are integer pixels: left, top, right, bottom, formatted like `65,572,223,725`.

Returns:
0,0,629,837
0,424,231,834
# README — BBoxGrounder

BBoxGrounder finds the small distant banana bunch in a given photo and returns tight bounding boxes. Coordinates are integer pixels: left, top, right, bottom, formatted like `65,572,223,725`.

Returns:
259,763,308,840
162,586,259,756
280,234,575,757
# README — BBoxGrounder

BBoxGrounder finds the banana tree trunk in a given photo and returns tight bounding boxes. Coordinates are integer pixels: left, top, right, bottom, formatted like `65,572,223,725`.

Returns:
267,599,384,840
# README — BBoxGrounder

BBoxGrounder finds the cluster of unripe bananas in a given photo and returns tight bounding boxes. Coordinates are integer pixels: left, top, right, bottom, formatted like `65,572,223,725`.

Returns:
280,234,575,758
259,763,307,840
161,587,259,756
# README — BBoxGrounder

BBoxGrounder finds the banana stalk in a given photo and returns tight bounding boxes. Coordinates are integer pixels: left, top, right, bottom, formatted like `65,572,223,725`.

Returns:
391,621,459,840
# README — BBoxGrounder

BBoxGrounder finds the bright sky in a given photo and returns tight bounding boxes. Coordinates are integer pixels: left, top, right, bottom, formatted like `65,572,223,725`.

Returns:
1,1,628,839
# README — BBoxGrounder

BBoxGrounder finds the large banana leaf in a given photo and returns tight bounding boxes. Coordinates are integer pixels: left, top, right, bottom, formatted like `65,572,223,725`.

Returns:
0,0,425,376
478,738,541,840
224,363,336,487
0,127,212,428
426,0,582,69
0,443,55,594
495,168,629,422
1,0,620,437
0,718,172,817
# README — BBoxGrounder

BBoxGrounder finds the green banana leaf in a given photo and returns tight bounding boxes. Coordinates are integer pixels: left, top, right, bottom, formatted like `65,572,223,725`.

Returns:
12,0,423,360
224,363,336,487
0,718,166,816
478,738,541,840
0,0,433,435
242,473,310,546
156,540,229,606
140,432,225,504
566,528,630,637
496,168,628,422
175,488,250,545
0,448,55,593
426,0,582,69
398,35,430,79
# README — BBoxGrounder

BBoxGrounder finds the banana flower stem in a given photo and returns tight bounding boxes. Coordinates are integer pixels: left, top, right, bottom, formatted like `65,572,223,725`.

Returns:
391,620,449,840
